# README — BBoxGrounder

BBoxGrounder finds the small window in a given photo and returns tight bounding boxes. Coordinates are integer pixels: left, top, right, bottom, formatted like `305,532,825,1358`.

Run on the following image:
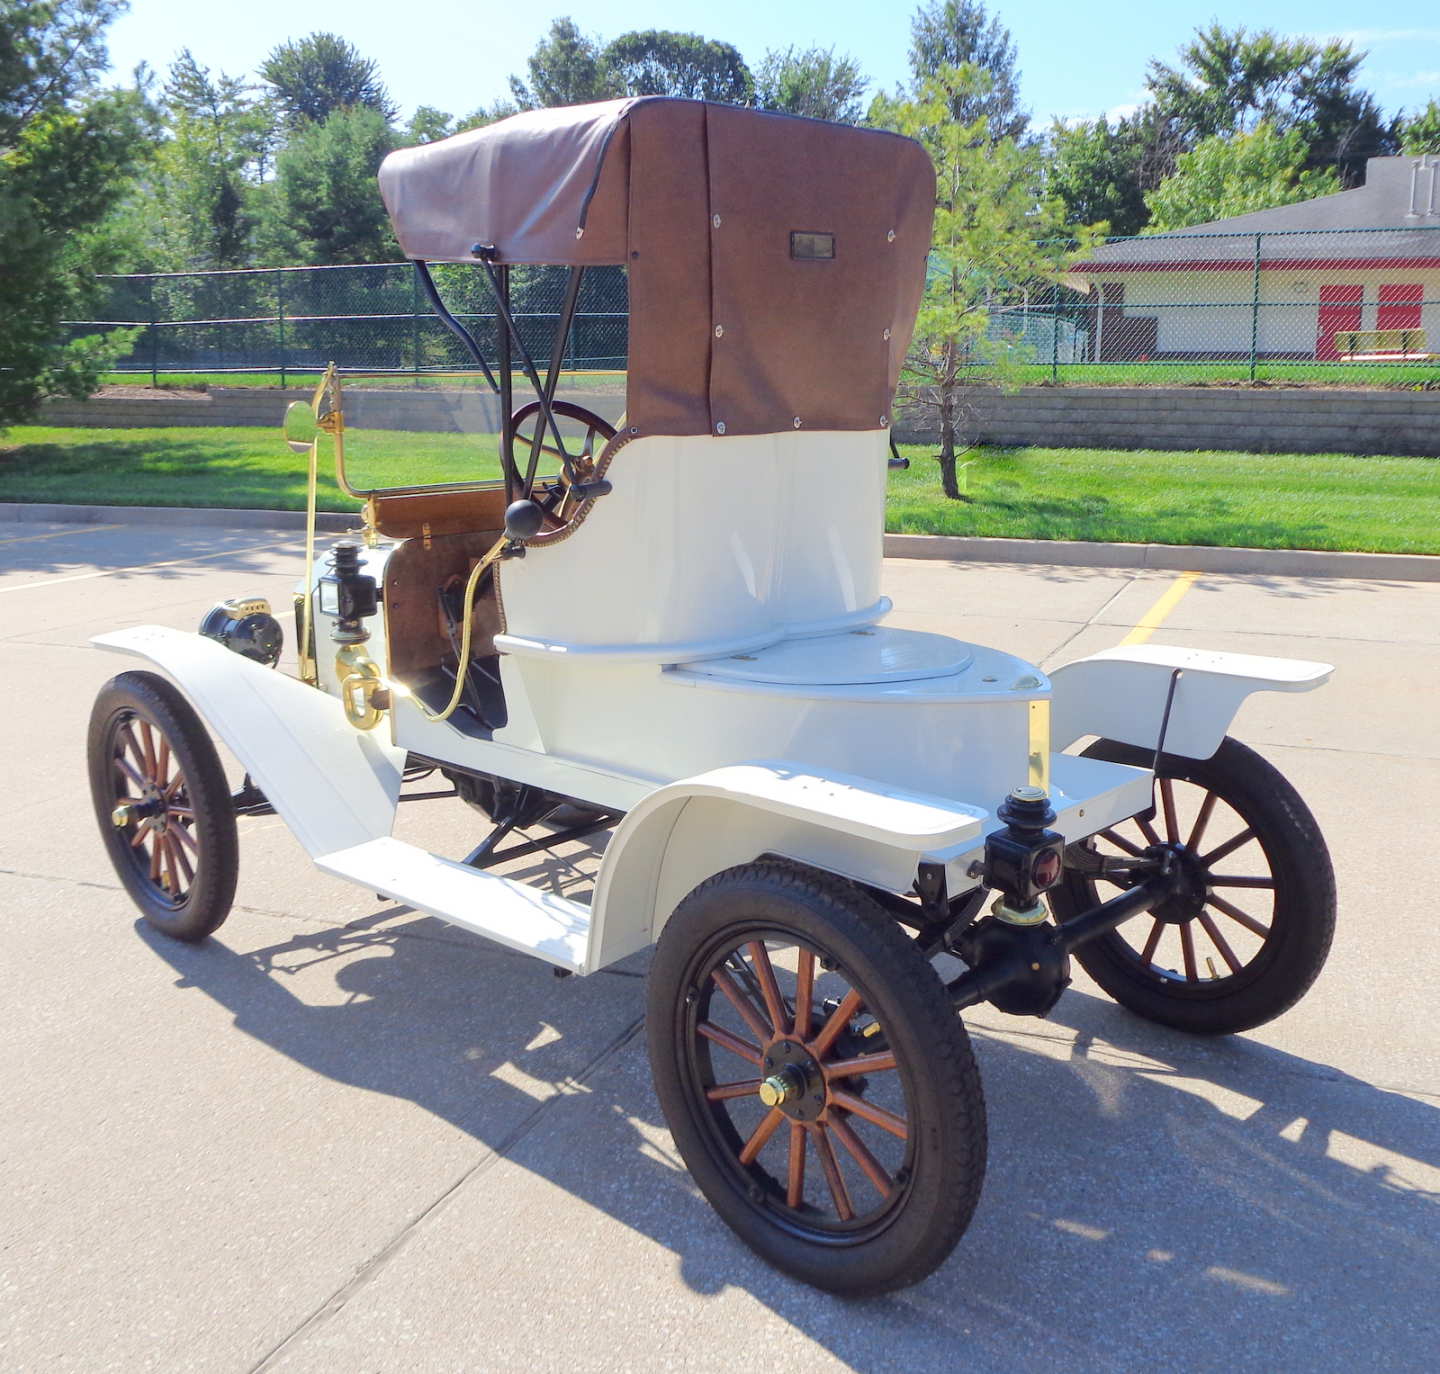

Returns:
790,231,835,261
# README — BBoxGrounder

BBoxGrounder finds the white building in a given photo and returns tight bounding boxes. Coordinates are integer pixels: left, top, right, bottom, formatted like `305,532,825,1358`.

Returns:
1068,154,1440,363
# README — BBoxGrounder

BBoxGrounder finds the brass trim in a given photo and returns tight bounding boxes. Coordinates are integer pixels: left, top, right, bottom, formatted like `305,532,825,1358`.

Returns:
1027,699,1051,794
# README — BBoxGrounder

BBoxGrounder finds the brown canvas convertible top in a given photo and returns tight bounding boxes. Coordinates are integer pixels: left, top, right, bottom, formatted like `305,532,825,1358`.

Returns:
378,98,936,438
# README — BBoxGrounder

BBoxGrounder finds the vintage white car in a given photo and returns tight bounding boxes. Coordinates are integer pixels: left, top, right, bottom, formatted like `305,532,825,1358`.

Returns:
88,98,1335,1296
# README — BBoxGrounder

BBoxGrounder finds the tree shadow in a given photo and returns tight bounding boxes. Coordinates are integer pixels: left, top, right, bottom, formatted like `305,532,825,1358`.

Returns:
137,905,1440,1369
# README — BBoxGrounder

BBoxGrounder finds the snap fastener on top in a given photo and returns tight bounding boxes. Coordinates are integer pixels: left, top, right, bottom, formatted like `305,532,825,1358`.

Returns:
886,229,896,242
715,421,727,434
712,214,722,228
714,324,724,338
883,328,892,340
880,414,889,427
793,417,802,428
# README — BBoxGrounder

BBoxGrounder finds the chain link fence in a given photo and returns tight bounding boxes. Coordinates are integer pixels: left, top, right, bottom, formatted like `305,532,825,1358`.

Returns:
998,225,1440,385
71,262,628,387
71,226,1440,389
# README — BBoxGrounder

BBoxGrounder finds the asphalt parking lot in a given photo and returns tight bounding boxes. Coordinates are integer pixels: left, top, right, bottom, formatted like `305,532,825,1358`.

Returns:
2,517,1437,1373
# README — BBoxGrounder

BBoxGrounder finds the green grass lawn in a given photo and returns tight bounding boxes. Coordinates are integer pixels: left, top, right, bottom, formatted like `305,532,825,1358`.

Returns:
890,443,1439,553
102,370,627,392
1,425,1435,554
109,362,1440,391
1012,362,1440,388
0,426,506,511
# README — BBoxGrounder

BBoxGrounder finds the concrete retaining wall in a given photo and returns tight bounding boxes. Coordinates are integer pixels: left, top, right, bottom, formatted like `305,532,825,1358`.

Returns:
37,383,1439,455
894,385,1439,456
38,386,629,433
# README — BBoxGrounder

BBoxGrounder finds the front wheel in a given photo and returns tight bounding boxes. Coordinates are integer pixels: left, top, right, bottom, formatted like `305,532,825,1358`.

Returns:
1050,736,1335,1034
648,860,986,1296
88,671,238,941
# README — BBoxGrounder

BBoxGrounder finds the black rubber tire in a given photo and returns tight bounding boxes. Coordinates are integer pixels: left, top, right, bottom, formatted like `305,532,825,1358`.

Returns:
88,671,238,942
1050,736,1335,1035
647,859,987,1296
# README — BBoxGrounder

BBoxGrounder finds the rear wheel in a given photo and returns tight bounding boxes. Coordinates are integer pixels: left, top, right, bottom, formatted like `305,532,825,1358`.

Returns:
1051,737,1335,1034
648,860,986,1296
88,671,238,942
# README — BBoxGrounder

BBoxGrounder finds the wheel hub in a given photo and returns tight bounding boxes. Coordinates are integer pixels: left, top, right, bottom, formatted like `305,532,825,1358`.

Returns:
759,1039,827,1122
1149,843,1210,924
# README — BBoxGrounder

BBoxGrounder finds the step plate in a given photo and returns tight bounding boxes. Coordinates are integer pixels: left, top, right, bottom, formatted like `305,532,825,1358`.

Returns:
315,836,591,972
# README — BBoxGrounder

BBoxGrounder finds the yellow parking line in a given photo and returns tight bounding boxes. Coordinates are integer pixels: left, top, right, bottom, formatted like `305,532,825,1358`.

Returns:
0,522,124,546
0,539,285,594
1121,571,1201,646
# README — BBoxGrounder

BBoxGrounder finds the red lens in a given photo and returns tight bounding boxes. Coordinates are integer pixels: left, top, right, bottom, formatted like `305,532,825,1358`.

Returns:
1032,848,1063,890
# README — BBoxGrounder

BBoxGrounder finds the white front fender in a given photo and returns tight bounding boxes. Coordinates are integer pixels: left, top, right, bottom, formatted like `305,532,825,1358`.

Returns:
1049,643,1331,761
92,625,404,857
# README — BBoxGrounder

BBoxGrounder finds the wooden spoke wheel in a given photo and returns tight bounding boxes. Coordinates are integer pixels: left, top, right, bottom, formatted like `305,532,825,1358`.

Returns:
648,861,986,1296
1051,736,1335,1035
88,671,238,942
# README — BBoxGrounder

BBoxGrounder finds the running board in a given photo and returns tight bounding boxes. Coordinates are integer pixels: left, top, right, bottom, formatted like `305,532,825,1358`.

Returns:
314,836,590,973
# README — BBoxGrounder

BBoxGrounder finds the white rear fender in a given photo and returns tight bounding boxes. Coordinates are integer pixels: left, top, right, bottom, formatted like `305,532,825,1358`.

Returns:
587,764,989,970
92,625,405,857
1049,644,1332,761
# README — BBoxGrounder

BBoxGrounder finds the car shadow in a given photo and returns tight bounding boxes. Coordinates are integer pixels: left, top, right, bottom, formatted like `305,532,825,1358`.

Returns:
137,903,1440,1370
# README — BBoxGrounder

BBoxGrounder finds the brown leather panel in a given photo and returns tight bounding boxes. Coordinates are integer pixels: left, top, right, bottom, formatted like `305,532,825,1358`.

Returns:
381,97,935,438
702,104,935,437
372,486,510,540
384,531,503,681
378,100,634,265
624,101,712,436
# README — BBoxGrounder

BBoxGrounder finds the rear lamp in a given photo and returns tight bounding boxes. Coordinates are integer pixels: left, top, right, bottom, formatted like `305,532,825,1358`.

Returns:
1032,847,1064,891
199,596,283,667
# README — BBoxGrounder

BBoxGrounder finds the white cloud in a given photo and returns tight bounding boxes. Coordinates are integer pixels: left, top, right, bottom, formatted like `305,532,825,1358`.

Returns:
1384,69,1440,89
1323,29,1440,46
1051,92,1147,129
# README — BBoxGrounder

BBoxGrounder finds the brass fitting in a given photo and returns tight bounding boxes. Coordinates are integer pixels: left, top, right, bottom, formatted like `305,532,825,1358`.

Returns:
757,1067,806,1107
335,643,387,731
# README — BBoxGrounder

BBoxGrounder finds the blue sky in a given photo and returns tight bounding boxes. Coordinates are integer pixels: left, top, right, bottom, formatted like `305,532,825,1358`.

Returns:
104,0,1440,130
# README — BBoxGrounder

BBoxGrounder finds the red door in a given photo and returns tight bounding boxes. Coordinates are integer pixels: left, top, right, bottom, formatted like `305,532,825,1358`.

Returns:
1316,284,1363,360
1377,283,1422,340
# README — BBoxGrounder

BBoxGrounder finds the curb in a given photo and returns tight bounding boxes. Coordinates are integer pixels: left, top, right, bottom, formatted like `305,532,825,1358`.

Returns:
0,503,356,534
3,504,1436,582
882,533,1440,581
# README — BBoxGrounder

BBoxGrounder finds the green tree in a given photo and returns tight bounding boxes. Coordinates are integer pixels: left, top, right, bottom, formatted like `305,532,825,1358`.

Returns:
132,50,274,270
258,106,397,264
1146,25,1394,185
509,17,615,109
1048,116,1154,237
1144,123,1340,232
753,46,867,123
0,0,154,428
1400,100,1440,154
404,105,455,144
903,1,1027,140
259,32,397,128
602,30,752,104
873,67,1091,497
454,100,520,133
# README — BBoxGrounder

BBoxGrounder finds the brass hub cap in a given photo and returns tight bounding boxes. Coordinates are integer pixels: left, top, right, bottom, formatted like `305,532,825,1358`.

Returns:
759,1039,826,1122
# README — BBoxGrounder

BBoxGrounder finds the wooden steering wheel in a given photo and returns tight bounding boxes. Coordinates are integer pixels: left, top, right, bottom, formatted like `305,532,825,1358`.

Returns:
510,400,615,479
508,400,618,533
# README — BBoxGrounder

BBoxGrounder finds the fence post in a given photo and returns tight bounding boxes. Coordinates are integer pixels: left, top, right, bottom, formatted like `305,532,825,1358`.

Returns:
1248,233,1262,382
1051,286,1060,382
276,270,287,389
411,268,422,381
147,276,158,389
